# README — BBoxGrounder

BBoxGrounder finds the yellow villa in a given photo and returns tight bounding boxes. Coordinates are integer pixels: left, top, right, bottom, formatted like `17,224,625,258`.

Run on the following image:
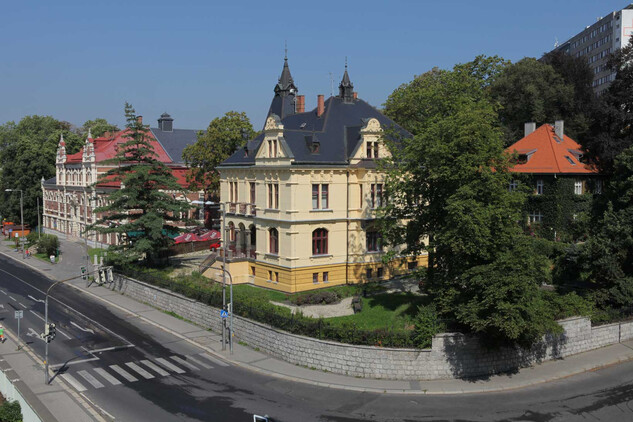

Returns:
212,58,427,293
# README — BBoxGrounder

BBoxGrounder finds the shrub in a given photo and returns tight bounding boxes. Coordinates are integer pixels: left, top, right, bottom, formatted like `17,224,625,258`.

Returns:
294,291,339,306
38,234,59,256
0,400,22,422
412,305,444,349
26,232,39,247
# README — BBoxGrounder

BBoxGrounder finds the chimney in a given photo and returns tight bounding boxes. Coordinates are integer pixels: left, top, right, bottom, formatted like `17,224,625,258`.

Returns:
554,120,564,139
317,95,324,117
137,116,143,125
296,95,305,113
524,122,536,137
353,92,358,99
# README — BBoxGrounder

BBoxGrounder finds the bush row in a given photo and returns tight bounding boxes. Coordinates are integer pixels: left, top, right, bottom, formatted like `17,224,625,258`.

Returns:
116,266,418,348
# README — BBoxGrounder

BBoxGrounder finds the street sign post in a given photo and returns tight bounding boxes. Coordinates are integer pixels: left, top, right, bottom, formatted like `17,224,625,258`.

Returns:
14,310,23,349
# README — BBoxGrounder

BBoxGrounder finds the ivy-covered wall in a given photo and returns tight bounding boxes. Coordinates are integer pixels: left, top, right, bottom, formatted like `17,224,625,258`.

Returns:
522,175,598,241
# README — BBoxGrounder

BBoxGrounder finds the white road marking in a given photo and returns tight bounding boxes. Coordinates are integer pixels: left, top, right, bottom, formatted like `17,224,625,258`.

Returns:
185,355,213,370
0,290,6,295
155,357,185,374
93,368,122,386
170,355,200,371
60,374,87,392
49,357,99,370
8,296,17,302
28,295,44,303
77,370,104,389
0,304,4,310
109,365,138,382
26,328,44,342
70,321,95,334
18,302,26,309
28,310,71,339
86,345,135,354
125,362,154,379
199,353,229,367
141,360,170,376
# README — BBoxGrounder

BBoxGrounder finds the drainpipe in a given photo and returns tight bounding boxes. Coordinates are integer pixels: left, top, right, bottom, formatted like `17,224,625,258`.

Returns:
346,171,349,284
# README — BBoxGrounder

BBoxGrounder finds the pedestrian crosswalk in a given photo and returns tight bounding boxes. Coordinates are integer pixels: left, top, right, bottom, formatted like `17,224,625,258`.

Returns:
58,353,225,391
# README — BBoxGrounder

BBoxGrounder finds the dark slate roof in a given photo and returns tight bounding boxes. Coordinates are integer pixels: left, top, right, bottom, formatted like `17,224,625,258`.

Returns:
43,176,57,186
222,96,410,166
150,128,201,164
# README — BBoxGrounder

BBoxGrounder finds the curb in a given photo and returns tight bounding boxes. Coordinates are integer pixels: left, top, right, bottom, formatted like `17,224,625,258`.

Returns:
1,247,630,395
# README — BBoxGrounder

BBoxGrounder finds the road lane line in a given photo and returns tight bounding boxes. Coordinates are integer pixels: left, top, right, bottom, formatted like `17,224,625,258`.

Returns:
185,355,213,370
28,310,72,339
93,368,122,386
70,321,95,334
0,290,6,295
18,302,27,308
8,296,17,302
86,345,135,354
77,370,104,389
29,310,45,321
125,362,154,379
170,355,200,371
60,374,87,392
0,267,133,346
28,294,44,303
141,360,170,376
49,357,100,370
109,365,138,382
199,353,229,367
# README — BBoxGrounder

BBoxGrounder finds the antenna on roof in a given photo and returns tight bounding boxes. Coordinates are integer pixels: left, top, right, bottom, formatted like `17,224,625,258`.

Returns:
329,72,334,97
554,37,559,48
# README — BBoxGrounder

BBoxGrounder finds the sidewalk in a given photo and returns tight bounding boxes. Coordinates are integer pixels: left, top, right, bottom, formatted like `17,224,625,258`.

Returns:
3,237,633,397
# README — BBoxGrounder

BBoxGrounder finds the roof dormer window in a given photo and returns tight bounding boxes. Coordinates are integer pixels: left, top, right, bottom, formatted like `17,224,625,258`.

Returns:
564,155,576,165
367,141,379,159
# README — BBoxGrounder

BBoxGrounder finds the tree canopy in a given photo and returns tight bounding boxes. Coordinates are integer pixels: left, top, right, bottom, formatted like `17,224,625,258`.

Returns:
80,118,120,138
383,66,555,346
0,116,82,227
182,111,255,200
89,103,193,265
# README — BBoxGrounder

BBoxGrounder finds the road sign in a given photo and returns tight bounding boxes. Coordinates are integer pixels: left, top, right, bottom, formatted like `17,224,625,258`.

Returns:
220,309,228,319
14,310,23,319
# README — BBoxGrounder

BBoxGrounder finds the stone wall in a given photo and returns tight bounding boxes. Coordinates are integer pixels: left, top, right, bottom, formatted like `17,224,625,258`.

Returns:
110,273,633,380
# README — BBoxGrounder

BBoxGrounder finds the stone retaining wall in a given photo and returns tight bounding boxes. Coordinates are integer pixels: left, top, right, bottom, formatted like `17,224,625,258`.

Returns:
110,273,633,380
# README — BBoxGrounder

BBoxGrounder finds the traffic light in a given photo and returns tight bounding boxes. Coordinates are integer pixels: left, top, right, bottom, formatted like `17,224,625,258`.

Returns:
44,323,56,343
80,266,87,280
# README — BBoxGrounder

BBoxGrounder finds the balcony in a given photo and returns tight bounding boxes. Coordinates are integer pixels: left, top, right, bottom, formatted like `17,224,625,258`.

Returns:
228,202,237,214
239,203,247,214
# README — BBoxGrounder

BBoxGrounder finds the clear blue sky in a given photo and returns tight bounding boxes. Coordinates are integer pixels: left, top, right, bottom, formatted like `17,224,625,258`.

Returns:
1,0,629,131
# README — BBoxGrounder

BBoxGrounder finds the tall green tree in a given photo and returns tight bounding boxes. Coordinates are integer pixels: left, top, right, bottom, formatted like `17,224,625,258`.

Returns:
383,67,555,346
89,103,193,265
489,58,582,144
80,118,120,138
0,116,82,227
182,111,255,201
584,38,633,175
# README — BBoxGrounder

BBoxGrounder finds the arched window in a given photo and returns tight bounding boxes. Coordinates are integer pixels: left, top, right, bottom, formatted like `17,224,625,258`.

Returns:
312,228,328,255
269,228,278,254
228,222,235,242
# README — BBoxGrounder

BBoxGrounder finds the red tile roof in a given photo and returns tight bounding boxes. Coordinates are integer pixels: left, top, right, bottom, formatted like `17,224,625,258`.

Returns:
506,124,598,175
66,129,172,164
95,166,191,189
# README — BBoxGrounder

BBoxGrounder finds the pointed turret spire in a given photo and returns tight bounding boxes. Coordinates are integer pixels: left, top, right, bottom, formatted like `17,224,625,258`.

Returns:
339,57,354,103
87,128,93,140
268,50,299,121
275,48,297,96
59,133,65,147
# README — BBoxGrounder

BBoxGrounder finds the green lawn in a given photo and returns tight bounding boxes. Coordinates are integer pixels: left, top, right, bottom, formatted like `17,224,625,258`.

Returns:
328,293,430,331
231,283,364,304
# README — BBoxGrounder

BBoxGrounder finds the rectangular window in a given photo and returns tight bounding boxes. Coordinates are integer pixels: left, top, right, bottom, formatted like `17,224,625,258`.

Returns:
595,179,602,194
275,272,279,283
377,268,383,279
250,182,256,204
574,180,583,195
366,142,373,158
528,211,542,224
268,184,273,208
268,270,272,282
536,179,544,195
509,180,518,192
268,140,272,158
321,184,328,209
371,184,384,208
407,261,417,270
366,231,382,252
251,266,256,276
323,272,329,283
312,184,319,209
366,268,373,279
313,273,319,284
273,140,278,157
359,184,363,208
274,183,279,208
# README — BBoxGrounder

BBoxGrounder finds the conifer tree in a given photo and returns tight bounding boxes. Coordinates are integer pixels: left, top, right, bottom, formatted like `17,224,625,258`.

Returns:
89,103,193,265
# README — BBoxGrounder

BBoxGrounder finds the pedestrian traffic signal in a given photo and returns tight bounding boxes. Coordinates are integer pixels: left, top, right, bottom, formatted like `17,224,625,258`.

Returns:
44,323,56,343
80,266,87,280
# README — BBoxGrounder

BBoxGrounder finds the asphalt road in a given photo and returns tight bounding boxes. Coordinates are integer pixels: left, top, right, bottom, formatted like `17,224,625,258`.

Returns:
2,253,633,421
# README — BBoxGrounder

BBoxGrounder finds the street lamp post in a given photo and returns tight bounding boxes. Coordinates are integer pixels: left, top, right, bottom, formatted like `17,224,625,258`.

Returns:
221,202,227,351
5,189,24,259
